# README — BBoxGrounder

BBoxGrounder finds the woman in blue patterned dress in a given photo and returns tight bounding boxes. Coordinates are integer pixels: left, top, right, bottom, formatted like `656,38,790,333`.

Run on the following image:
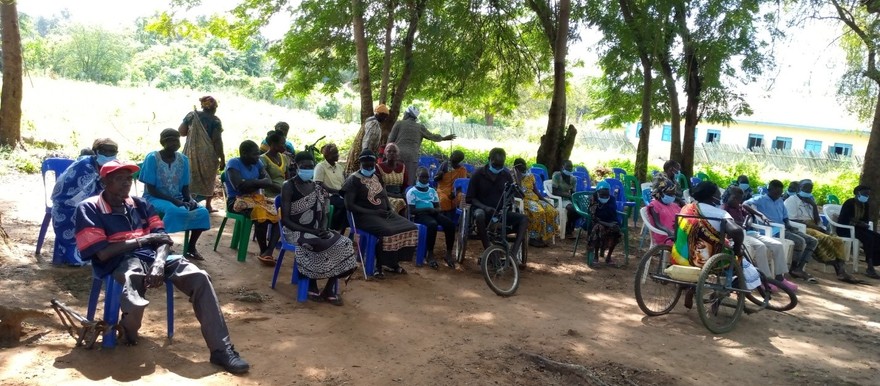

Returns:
138,129,211,260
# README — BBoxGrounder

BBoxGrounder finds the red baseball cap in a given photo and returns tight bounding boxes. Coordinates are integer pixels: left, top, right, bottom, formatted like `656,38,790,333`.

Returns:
99,160,140,178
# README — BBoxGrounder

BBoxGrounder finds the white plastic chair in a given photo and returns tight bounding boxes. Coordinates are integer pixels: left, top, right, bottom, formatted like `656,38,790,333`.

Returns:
639,206,671,251
824,204,864,273
543,179,568,239
750,221,795,276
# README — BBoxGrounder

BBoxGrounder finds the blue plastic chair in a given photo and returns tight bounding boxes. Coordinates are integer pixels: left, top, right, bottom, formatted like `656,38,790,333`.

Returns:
87,272,173,348
690,177,702,187
641,188,652,206
612,168,627,180
36,157,75,256
462,163,475,174
530,167,549,196
347,212,380,277
270,196,309,302
572,172,590,192
575,165,588,175
453,178,470,196
605,178,636,225
418,155,439,171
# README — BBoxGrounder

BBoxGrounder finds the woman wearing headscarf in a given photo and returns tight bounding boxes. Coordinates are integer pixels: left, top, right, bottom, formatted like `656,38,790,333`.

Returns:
139,129,211,260
281,151,358,305
784,179,860,283
646,177,682,246
50,138,119,266
670,181,744,268
837,185,880,279
344,104,390,174
376,142,409,215
586,181,622,265
387,106,456,185
511,158,558,247
178,95,224,212
343,149,419,278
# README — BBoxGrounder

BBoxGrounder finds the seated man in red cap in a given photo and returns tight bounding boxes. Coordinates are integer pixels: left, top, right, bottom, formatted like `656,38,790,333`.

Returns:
74,160,249,374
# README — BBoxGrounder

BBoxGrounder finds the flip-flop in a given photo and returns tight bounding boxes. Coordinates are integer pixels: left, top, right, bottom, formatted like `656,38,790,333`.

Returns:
184,251,205,261
307,292,324,303
258,255,276,266
838,274,865,285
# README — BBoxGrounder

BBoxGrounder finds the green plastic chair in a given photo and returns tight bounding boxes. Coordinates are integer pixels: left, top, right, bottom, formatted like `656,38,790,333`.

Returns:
623,174,643,227
826,194,840,205
213,171,252,262
570,191,630,267
676,172,690,190
695,172,710,184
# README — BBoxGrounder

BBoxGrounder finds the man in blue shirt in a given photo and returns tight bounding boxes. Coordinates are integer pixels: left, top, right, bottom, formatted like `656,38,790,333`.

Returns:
75,161,249,374
745,179,818,283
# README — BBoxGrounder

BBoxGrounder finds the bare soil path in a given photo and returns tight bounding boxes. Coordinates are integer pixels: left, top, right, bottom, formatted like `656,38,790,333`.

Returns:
1,173,878,385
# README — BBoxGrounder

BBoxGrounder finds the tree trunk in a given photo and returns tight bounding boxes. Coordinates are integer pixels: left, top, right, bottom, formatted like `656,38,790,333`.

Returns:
0,2,22,149
675,5,699,177
659,53,681,164
860,91,880,223
485,112,494,127
535,0,571,173
351,0,373,124
381,0,426,143
379,0,397,104
635,59,653,183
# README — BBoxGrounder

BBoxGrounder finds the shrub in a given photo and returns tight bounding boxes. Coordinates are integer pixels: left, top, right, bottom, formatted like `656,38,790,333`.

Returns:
316,100,340,120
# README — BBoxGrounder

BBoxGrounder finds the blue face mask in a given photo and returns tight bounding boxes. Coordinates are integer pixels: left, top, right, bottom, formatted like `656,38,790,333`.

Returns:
360,168,375,177
787,190,797,196
661,194,676,205
797,191,813,199
598,196,610,204
488,165,503,174
298,169,314,181
858,194,869,203
739,183,750,191
416,181,429,189
96,154,116,166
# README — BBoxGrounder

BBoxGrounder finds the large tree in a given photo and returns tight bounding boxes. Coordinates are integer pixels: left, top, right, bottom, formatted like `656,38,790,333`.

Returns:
528,0,577,173
0,0,22,149
824,0,880,220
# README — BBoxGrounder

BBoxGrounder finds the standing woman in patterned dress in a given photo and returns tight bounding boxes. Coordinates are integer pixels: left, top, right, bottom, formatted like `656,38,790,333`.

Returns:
178,95,224,213
281,151,358,305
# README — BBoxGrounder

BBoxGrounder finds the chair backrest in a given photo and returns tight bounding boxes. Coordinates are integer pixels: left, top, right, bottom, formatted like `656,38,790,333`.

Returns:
676,172,690,190
604,178,626,203
572,171,590,192
641,188,652,206
462,163,475,174
651,169,659,177
531,168,548,195
418,155,439,172
531,163,548,176
612,167,627,180
453,178,470,196
695,172,710,182
575,165,588,175
690,177,702,187
571,191,591,217
543,179,554,198
220,170,231,202
757,186,768,196
623,174,640,198
41,158,75,208
826,194,840,205
823,204,842,225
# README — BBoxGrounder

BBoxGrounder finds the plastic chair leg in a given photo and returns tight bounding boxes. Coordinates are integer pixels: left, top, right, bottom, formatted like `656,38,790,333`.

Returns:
165,280,174,340
213,218,228,251
271,248,286,289
415,223,427,266
237,219,252,262
102,276,122,348
292,259,308,303
35,212,51,255
182,231,190,255
362,233,378,276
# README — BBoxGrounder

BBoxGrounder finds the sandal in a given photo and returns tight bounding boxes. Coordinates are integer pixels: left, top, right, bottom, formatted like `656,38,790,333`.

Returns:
184,251,205,261
307,291,324,303
384,266,407,274
838,273,864,284
257,255,276,266
864,271,880,279
428,260,439,269
372,271,385,280
324,294,344,306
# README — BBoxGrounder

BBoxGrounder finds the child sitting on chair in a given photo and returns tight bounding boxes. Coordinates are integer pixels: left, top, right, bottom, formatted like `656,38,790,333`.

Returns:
406,167,456,269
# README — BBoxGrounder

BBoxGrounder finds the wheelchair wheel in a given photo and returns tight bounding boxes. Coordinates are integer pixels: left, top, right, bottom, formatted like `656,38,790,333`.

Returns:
745,277,798,312
634,245,682,316
695,253,745,334
481,245,520,296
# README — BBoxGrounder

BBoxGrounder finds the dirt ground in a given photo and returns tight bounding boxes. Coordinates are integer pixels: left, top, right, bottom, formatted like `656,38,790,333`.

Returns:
1,172,879,386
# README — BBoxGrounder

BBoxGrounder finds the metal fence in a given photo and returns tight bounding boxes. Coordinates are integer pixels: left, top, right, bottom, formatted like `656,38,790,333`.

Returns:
577,130,637,153
429,121,525,140
693,142,863,172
